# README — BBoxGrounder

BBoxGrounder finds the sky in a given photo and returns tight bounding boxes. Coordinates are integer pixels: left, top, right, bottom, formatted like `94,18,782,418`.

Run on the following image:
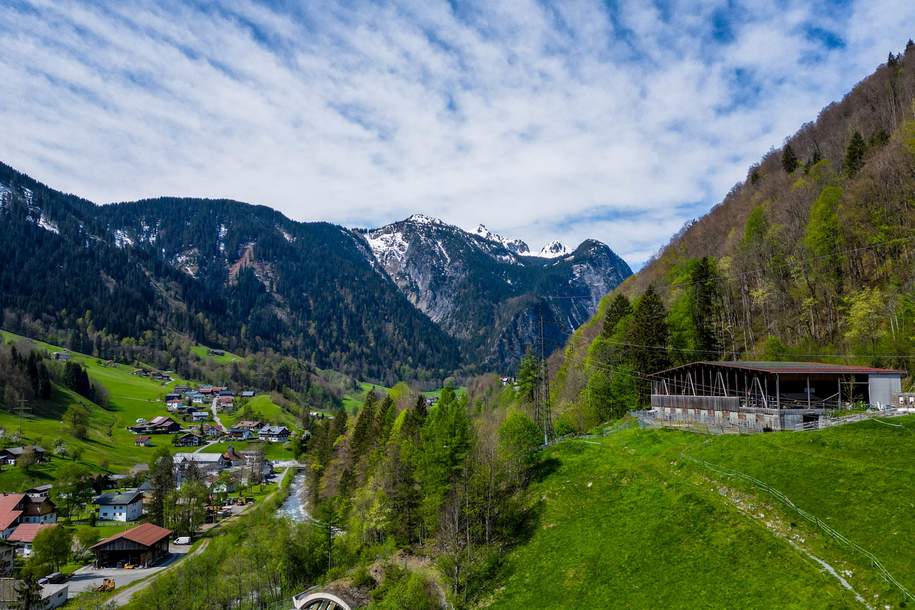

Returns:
1,1,914,269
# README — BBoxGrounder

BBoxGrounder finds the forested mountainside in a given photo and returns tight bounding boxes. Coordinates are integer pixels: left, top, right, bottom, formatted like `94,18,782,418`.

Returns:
0,163,460,383
361,216,631,371
0,162,628,381
550,42,915,431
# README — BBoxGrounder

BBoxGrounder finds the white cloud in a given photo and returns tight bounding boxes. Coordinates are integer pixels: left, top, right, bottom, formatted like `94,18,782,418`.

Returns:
1,0,914,269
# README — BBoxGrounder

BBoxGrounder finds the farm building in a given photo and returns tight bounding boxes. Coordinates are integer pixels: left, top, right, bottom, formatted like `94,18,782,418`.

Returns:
649,361,905,431
90,523,172,568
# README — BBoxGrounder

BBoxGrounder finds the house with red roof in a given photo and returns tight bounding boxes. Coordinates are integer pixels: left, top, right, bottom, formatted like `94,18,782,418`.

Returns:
0,495,27,539
7,523,54,556
90,523,173,567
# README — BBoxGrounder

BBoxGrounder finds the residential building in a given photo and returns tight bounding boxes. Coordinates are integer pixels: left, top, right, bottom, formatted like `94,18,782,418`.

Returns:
94,491,144,522
259,425,290,443
21,497,56,524
130,416,181,435
0,577,68,609
0,446,46,466
135,436,152,447
7,523,54,556
173,433,203,448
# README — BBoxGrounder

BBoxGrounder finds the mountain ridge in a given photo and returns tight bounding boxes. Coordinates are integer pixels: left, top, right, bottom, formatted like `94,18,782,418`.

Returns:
0,162,630,377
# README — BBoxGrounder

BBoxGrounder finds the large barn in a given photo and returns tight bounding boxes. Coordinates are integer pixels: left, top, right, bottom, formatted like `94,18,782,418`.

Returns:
90,523,172,568
649,361,905,431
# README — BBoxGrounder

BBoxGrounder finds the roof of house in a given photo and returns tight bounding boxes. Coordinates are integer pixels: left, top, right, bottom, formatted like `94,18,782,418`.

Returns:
1,446,45,456
260,425,290,435
174,452,224,463
0,495,26,531
94,491,143,506
91,522,172,550
25,484,52,494
135,435,151,443
234,420,261,429
653,361,907,376
23,498,55,516
8,524,53,544
149,416,177,426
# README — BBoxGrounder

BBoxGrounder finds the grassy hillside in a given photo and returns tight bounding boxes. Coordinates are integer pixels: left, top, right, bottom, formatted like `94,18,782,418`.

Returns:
0,330,304,490
483,417,915,609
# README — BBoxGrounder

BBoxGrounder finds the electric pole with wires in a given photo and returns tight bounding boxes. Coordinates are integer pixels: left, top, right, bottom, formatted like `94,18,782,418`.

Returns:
537,303,555,445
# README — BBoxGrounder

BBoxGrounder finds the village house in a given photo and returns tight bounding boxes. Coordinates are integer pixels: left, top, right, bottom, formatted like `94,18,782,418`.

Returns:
259,425,290,443
94,491,144,522
7,523,54,556
173,433,203,448
130,416,181,435
174,453,230,485
0,576,68,609
52,351,70,361
187,391,205,404
0,446,47,466
0,494,57,540
90,523,172,568
190,410,209,422
240,390,256,398
134,435,152,447
212,395,235,413
20,496,56,524
25,484,52,499
222,446,246,468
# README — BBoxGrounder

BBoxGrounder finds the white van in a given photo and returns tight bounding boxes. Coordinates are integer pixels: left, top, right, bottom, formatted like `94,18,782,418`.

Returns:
174,536,191,545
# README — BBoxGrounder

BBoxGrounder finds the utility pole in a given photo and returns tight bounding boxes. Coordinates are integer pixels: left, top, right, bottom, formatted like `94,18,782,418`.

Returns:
538,305,554,445
17,399,29,440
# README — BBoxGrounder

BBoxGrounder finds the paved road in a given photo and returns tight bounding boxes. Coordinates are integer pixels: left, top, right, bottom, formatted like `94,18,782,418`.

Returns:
106,540,210,606
211,402,227,433
68,542,198,600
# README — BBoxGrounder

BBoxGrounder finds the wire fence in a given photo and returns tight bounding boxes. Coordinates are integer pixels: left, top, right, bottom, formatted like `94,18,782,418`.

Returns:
682,453,915,603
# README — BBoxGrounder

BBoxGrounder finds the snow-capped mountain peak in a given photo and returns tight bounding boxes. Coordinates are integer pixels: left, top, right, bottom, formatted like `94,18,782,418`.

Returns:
535,240,569,258
474,224,530,255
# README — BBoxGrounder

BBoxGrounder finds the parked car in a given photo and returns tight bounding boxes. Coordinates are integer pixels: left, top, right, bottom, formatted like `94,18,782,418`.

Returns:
174,536,191,545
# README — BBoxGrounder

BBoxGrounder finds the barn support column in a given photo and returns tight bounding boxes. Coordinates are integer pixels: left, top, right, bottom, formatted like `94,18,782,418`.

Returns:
776,374,780,409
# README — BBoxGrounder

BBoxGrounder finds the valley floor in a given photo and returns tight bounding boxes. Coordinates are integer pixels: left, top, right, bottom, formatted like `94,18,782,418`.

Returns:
481,417,915,609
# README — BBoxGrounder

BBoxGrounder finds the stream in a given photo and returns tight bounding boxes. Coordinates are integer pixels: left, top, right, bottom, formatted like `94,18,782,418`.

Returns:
277,469,311,523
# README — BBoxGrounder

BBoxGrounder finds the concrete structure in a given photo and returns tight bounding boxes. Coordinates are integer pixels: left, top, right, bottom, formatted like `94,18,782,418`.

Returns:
95,491,144,522
649,361,905,431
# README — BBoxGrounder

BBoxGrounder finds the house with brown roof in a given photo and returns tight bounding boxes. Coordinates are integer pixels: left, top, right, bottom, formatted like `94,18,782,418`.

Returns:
90,523,172,568
129,416,181,435
135,435,152,447
0,446,47,465
21,496,56,524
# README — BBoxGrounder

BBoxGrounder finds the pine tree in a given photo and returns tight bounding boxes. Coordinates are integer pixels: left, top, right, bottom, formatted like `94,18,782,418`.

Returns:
626,285,670,404
845,131,866,177
689,257,721,358
781,144,798,173
601,293,632,338
148,447,174,527
516,351,540,405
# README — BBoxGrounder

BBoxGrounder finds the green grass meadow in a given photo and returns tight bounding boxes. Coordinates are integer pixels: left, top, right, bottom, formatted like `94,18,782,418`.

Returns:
483,417,915,609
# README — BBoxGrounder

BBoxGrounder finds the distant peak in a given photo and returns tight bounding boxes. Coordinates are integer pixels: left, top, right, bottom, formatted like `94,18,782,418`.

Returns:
474,224,530,255
405,214,444,226
534,240,568,258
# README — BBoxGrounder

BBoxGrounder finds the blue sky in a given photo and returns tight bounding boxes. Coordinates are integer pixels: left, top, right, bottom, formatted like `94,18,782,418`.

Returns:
1,1,914,268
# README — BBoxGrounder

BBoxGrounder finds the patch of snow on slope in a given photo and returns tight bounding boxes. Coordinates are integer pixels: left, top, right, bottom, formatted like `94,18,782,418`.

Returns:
0,183,10,209
366,229,409,264
278,226,294,242
37,214,59,234
218,224,228,254
406,214,444,226
114,229,134,248
140,221,158,243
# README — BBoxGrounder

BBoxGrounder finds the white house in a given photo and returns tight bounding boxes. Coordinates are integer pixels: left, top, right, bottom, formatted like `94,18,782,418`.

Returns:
94,491,144,522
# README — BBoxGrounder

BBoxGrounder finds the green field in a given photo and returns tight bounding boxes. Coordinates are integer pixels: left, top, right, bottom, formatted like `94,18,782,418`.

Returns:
0,330,299,491
190,344,242,365
220,394,297,429
483,417,915,609
200,440,293,461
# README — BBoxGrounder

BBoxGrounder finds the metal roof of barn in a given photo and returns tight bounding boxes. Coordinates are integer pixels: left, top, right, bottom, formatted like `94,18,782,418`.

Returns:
653,361,906,376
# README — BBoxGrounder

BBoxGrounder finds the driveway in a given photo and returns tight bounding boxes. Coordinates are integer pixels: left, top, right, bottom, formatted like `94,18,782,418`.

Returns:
67,542,195,600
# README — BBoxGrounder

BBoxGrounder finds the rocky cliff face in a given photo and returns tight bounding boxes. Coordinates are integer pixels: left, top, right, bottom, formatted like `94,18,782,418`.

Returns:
361,216,632,371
